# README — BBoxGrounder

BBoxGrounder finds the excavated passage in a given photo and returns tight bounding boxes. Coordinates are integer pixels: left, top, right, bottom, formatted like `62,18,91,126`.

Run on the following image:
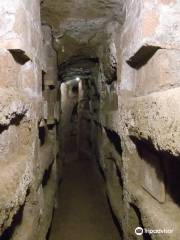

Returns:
49,157,121,240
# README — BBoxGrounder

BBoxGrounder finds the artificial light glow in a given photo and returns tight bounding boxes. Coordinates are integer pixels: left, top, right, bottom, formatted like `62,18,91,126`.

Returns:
76,77,80,81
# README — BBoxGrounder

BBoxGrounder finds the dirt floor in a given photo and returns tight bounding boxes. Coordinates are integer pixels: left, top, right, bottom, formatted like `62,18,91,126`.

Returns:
49,157,121,240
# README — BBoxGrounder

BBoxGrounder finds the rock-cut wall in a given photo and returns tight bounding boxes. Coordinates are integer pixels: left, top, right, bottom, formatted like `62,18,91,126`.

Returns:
0,0,180,239
90,1,180,240
0,1,60,239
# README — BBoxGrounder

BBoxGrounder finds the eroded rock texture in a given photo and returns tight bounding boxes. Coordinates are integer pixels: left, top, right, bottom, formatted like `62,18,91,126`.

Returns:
41,0,124,64
0,1,60,239
0,0,180,239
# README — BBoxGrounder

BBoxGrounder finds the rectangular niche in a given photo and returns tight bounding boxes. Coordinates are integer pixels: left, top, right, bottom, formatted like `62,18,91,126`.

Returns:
140,147,165,203
127,46,180,96
131,137,165,203
126,45,160,69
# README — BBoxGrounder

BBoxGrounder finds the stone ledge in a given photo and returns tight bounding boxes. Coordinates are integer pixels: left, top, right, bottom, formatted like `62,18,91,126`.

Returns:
126,87,180,156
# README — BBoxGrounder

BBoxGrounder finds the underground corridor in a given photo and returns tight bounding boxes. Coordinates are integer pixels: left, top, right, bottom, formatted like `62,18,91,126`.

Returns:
47,57,124,240
0,0,180,240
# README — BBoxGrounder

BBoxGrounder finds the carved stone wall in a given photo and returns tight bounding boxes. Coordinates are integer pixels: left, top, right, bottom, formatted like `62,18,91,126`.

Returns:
0,2,60,239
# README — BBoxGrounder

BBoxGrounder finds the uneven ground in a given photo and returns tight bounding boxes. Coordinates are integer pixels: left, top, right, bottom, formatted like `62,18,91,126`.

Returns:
49,157,120,240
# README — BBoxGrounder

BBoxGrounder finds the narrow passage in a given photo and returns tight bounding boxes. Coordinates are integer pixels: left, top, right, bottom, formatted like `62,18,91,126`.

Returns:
49,157,121,240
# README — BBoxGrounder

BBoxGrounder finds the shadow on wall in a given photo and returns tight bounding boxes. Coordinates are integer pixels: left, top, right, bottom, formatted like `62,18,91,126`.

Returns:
42,162,54,187
106,195,124,239
0,187,31,240
130,136,180,206
0,205,24,240
126,45,160,69
0,112,26,134
104,128,122,155
70,103,78,123
130,203,152,240
39,124,46,146
45,208,55,240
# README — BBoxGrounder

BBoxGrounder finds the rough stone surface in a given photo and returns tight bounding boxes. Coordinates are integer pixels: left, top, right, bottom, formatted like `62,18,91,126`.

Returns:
41,0,125,63
0,0,180,240
0,1,60,239
0,0,44,67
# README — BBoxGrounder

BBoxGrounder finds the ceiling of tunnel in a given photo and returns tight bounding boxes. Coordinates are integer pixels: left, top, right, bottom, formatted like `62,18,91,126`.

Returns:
40,0,125,64
59,57,99,82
